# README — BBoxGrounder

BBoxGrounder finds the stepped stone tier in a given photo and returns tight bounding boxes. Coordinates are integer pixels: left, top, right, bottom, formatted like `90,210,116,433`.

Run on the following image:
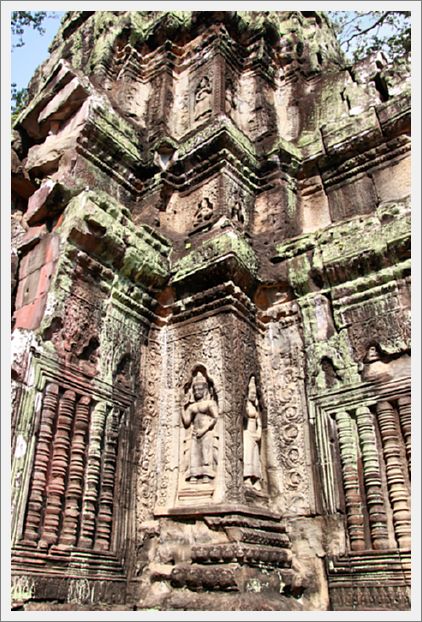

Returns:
11,11,411,612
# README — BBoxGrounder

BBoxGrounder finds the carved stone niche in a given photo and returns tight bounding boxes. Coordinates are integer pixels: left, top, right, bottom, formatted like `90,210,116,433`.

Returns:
190,64,218,127
243,74,276,143
243,375,269,503
147,72,174,134
176,365,224,505
192,197,215,232
225,180,251,230
159,176,221,238
188,174,253,235
225,75,238,120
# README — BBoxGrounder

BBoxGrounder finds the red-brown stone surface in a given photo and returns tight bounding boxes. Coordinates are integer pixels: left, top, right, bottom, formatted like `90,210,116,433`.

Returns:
10,10,411,612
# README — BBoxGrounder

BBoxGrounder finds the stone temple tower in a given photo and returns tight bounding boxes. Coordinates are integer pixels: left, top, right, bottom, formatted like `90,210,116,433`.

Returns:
11,11,411,611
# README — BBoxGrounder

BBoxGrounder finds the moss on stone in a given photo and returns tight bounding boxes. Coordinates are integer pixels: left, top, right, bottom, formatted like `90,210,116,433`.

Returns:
173,230,258,282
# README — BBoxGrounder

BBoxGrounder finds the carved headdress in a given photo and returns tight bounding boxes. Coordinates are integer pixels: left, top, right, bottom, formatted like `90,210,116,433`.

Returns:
192,370,208,387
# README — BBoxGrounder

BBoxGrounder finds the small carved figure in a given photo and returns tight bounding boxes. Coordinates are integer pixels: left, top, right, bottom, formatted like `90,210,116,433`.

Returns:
229,188,246,225
320,356,342,389
243,376,262,489
194,76,212,120
195,76,212,103
361,344,392,382
193,197,214,228
182,370,219,482
230,200,245,224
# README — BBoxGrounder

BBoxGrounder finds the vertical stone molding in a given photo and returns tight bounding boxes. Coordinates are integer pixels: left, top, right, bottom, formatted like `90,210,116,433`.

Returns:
21,383,59,545
397,396,411,476
335,410,366,551
78,401,107,549
59,395,91,547
39,390,76,548
355,406,389,549
376,401,411,549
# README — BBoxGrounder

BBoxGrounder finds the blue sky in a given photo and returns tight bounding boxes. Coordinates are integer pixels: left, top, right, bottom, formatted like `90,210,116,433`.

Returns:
12,12,65,91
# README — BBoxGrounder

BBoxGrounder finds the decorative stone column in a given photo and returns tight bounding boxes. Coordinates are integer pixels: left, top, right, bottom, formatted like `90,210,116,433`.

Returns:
39,390,76,548
78,401,108,549
59,395,91,547
376,401,411,549
21,383,59,546
355,405,389,549
397,396,411,476
335,410,366,551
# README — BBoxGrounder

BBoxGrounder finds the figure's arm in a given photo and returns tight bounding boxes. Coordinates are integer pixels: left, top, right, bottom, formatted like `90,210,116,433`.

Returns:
255,412,262,441
182,405,193,428
208,401,219,429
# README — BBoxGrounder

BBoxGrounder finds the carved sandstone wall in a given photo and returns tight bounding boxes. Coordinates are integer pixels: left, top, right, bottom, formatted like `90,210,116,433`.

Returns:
11,11,410,611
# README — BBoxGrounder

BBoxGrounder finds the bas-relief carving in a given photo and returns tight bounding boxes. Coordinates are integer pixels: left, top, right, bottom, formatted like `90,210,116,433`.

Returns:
137,335,162,524
155,314,263,508
148,75,164,123
221,316,260,504
359,343,410,383
46,290,103,372
243,376,262,490
193,74,213,124
159,178,220,237
259,315,314,516
193,197,214,230
243,77,275,141
307,338,360,394
173,72,190,137
337,287,411,360
114,77,151,127
151,320,225,508
228,185,248,227
225,78,237,119
181,368,219,483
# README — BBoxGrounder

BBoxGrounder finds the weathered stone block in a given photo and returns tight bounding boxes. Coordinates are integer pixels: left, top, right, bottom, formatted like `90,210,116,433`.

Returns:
327,174,378,222
371,155,411,203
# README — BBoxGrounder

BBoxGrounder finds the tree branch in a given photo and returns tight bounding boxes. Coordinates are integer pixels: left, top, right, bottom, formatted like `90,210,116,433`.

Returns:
342,12,390,45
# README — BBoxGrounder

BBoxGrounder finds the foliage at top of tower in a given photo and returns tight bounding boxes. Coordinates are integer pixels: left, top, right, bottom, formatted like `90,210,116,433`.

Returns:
11,11,48,47
328,11,411,64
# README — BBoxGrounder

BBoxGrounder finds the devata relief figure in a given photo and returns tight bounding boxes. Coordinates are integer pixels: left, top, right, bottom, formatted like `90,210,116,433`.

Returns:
194,76,212,121
182,370,219,483
193,197,213,228
243,376,262,489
